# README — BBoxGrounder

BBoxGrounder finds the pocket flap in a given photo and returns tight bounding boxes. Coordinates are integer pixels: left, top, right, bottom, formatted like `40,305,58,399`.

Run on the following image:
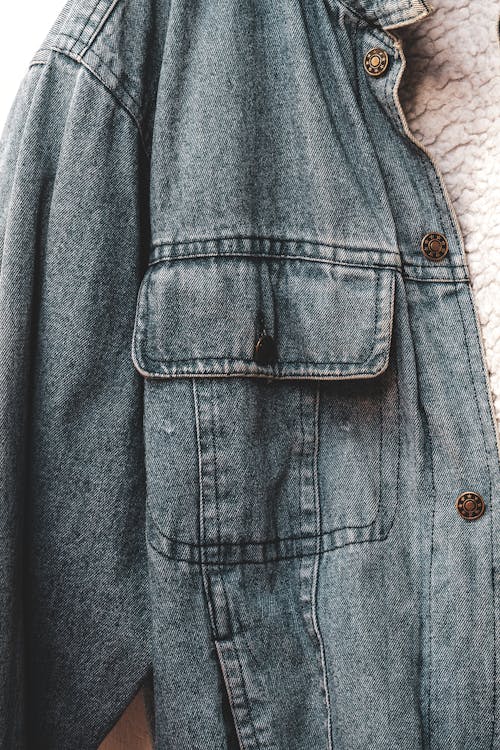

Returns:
132,254,395,380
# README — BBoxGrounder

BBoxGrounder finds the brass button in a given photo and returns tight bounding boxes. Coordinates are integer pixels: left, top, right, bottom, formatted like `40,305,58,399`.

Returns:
456,491,485,521
421,232,449,261
254,333,277,366
364,48,389,77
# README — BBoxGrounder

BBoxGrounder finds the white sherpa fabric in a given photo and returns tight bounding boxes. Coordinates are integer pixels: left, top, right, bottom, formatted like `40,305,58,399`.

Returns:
398,0,500,429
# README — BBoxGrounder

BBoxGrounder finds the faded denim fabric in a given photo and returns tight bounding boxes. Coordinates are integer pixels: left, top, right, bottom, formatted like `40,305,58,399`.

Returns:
1,1,499,749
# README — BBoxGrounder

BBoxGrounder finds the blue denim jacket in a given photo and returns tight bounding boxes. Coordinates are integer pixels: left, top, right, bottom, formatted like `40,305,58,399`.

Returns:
2,1,500,748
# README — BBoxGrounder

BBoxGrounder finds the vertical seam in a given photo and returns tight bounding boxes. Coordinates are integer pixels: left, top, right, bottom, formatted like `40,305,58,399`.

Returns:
192,380,212,606
203,380,262,750
230,639,262,750
378,377,384,528
193,379,249,750
425,378,437,750
214,642,247,750
210,380,222,557
395,343,402,545
298,386,305,637
399,280,435,750
311,386,334,750
454,286,496,750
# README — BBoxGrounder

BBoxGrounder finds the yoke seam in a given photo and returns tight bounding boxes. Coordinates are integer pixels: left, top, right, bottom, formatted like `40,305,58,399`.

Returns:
54,31,143,114
46,47,150,158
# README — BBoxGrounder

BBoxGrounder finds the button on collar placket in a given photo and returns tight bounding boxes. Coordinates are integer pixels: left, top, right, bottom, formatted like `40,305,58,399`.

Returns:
369,29,468,277
364,47,390,77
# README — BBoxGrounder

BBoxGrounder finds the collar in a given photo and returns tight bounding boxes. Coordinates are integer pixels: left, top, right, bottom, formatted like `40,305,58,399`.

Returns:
340,0,435,30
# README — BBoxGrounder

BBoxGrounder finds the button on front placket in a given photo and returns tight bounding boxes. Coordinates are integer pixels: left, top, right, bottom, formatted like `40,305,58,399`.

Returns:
455,491,486,521
421,232,449,261
364,47,390,77
356,20,499,742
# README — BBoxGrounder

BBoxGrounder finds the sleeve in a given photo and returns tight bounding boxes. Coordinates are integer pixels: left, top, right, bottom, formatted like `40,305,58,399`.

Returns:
0,62,47,748
0,52,152,748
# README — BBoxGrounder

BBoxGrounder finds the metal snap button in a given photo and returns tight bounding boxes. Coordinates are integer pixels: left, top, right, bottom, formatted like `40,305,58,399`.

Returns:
421,232,449,261
455,491,485,521
364,48,389,77
254,332,277,366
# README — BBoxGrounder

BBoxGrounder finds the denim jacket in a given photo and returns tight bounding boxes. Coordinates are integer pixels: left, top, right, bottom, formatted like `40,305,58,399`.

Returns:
2,1,500,748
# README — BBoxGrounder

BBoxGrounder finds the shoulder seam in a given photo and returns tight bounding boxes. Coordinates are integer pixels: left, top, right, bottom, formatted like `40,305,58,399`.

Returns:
34,47,150,159
28,0,151,155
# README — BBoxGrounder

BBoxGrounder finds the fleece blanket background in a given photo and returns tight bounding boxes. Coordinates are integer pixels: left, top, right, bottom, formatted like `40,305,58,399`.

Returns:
97,2,500,747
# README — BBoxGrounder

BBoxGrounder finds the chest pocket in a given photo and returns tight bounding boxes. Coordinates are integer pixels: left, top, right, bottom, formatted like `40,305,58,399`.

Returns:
132,243,399,564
